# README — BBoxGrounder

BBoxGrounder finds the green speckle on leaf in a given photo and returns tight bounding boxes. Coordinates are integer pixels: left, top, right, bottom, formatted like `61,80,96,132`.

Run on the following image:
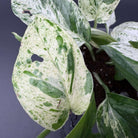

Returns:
85,72,93,94
16,61,21,66
26,59,32,64
103,0,115,5
29,78,65,98
23,71,36,77
67,47,75,94
49,109,60,112
27,49,31,54
52,110,68,129
129,41,138,49
43,102,52,107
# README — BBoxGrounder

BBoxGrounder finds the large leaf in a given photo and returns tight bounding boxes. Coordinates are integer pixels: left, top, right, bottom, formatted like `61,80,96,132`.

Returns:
102,42,138,91
66,93,97,138
111,22,138,44
97,92,138,138
11,0,91,46
78,0,120,23
12,15,93,131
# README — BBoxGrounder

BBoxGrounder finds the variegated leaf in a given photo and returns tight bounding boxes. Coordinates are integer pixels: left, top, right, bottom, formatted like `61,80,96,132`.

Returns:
91,28,116,47
66,93,96,138
111,22,138,44
102,42,138,91
78,0,120,23
106,11,116,33
97,92,138,138
11,0,91,47
12,15,93,131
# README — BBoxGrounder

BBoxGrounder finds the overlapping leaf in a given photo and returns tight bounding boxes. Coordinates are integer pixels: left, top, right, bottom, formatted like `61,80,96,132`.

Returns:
12,15,93,131
102,42,138,91
91,28,116,47
78,0,120,23
66,93,96,138
11,0,91,46
97,92,138,138
111,22,138,44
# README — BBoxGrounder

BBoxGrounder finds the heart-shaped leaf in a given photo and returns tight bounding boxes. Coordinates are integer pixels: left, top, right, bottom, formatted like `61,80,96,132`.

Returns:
12,15,93,131
78,0,120,23
102,42,138,91
97,92,138,138
111,22,138,44
11,0,91,47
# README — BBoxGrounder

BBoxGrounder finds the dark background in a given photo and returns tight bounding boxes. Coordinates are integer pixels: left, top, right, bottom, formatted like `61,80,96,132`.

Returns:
0,0,138,138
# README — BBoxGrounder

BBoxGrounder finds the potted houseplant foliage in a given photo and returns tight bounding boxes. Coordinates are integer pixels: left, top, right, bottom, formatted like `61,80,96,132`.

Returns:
11,0,138,137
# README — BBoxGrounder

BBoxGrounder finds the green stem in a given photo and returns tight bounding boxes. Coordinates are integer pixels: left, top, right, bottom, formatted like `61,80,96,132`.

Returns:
37,129,51,138
93,72,110,94
105,24,109,34
85,43,96,61
94,18,97,29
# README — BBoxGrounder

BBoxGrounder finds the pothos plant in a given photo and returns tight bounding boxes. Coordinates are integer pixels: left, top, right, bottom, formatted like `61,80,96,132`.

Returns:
11,0,138,137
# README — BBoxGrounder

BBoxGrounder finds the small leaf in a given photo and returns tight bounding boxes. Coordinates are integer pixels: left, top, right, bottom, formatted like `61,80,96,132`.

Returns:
111,22,138,44
102,42,138,91
78,0,120,23
97,92,138,138
12,32,22,42
12,15,93,131
11,0,91,47
91,28,116,47
66,93,96,138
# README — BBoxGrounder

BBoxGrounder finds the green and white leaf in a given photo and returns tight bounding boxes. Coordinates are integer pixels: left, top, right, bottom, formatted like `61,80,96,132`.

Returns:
66,93,96,138
97,92,138,138
11,0,91,47
12,32,22,42
91,28,116,47
12,15,93,131
111,22,138,44
102,42,138,91
78,0,120,23
106,11,116,33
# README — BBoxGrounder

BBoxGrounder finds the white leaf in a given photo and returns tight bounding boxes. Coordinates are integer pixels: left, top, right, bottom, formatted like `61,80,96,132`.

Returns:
111,22,138,44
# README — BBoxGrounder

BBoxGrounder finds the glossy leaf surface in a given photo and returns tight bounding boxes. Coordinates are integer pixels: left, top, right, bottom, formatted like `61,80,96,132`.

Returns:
111,22,138,44
11,0,91,46
12,15,93,131
97,92,138,138
102,42,138,91
78,0,120,23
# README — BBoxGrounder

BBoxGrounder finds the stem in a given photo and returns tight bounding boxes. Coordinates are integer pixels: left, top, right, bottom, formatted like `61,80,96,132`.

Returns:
37,129,51,138
85,43,96,61
94,18,97,29
105,24,109,34
93,72,110,94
